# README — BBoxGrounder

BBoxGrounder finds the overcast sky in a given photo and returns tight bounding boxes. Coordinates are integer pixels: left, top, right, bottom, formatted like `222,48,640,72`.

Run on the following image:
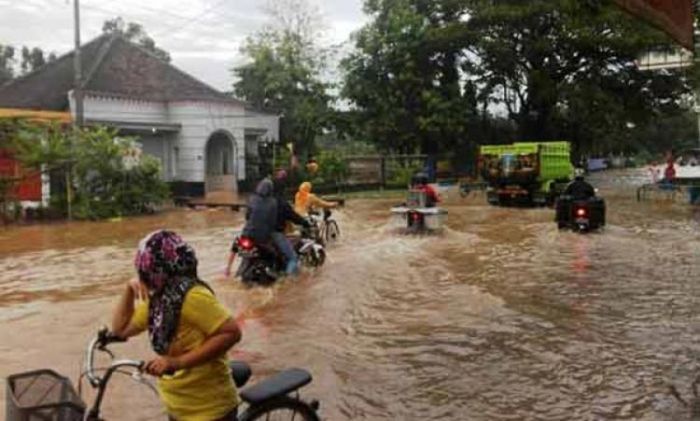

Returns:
0,0,368,91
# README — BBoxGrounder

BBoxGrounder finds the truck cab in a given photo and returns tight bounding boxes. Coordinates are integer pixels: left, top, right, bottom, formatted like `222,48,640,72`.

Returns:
479,142,573,206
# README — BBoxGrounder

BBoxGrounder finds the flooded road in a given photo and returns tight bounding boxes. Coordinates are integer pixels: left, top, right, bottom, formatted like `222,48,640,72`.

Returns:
2,170,700,420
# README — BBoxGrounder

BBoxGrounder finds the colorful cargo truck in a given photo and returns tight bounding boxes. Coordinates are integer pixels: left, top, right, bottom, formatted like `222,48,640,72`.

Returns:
478,141,574,206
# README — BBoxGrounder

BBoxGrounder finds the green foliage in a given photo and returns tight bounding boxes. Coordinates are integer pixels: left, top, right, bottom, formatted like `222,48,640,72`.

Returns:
233,0,331,157
20,46,47,74
387,164,421,187
10,123,170,220
317,151,350,186
0,44,15,85
0,43,55,84
342,0,477,155
343,0,693,158
102,17,171,62
464,0,689,153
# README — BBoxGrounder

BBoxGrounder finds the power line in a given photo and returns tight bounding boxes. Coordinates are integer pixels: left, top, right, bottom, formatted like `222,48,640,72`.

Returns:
152,0,230,38
77,0,242,38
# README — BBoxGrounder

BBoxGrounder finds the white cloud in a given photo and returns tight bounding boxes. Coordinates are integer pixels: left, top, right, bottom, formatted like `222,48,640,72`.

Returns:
0,0,367,90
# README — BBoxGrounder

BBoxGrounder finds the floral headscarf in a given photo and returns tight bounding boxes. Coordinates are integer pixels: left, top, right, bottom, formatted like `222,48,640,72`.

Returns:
134,230,201,355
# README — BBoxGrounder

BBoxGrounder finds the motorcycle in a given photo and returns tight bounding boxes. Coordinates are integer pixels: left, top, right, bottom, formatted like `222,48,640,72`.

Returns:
555,195,606,233
390,190,448,234
234,224,326,285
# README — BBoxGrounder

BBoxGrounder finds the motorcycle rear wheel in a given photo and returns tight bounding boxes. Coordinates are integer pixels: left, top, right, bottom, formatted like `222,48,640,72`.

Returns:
241,260,278,285
301,248,326,268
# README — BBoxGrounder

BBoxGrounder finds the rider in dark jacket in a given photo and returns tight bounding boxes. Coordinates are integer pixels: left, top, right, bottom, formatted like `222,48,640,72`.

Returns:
242,179,277,243
563,175,595,200
225,179,277,277
272,171,310,275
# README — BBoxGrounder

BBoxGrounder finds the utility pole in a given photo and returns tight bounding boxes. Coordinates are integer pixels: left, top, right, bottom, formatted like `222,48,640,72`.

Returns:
68,0,83,220
73,0,83,127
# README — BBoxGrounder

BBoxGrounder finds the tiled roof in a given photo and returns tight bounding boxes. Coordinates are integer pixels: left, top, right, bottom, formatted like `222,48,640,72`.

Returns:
0,34,245,110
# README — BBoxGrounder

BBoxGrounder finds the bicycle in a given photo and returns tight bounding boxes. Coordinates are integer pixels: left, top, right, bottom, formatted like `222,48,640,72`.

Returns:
309,209,340,245
6,327,320,421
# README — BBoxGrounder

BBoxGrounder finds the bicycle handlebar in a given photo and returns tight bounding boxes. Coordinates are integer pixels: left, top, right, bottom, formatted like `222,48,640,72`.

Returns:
85,327,142,387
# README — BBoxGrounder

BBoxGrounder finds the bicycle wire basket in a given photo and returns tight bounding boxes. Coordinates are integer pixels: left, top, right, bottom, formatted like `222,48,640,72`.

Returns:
6,369,86,421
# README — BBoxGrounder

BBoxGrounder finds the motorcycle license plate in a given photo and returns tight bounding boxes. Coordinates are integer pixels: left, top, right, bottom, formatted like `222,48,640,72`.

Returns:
575,218,589,224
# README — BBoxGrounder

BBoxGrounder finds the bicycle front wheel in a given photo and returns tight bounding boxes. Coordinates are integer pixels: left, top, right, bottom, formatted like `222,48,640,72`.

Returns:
239,396,320,421
324,220,340,243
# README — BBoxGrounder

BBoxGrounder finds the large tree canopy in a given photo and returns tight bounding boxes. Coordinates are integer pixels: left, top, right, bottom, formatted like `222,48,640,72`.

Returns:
343,0,692,157
342,0,478,155
463,0,689,150
0,45,15,86
0,44,56,85
232,0,331,156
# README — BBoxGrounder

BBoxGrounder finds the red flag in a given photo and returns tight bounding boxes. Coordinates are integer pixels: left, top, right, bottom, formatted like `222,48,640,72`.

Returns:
615,0,694,50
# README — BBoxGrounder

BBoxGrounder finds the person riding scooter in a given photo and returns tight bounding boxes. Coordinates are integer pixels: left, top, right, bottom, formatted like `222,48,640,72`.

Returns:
562,172,595,200
556,170,605,231
294,181,338,217
411,172,439,208
224,179,277,278
272,171,311,275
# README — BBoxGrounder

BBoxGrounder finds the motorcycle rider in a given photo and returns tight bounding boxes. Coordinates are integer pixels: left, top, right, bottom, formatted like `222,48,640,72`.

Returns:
557,170,598,228
294,181,338,217
563,171,596,200
272,171,311,275
411,172,440,207
224,179,276,278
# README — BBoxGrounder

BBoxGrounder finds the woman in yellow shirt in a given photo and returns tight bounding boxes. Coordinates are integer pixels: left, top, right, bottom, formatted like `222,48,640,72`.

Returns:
112,230,242,421
294,182,338,217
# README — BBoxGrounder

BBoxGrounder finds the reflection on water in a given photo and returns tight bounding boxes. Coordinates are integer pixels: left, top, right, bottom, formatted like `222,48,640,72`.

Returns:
2,170,700,420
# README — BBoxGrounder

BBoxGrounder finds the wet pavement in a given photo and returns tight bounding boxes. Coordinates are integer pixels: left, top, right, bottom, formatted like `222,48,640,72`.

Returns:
2,169,700,420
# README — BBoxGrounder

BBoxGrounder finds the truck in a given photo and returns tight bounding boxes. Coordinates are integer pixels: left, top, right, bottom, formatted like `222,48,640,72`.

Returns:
478,141,573,206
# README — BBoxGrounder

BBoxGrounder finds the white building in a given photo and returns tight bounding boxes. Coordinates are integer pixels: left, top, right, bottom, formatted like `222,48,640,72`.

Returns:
0,34,279,197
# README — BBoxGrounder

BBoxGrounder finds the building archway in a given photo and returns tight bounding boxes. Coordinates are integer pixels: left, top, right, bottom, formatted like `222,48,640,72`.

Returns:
205,130,237,194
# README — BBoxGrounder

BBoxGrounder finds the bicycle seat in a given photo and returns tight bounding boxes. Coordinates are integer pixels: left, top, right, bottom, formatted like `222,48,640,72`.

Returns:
229,361,252,388
240,368,312,405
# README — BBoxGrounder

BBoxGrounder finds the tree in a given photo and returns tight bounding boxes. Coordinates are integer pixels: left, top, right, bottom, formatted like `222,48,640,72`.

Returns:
0,45,15,85
342,0,479,156
102,17,171,63
343,0,692,158
20,46,47,75
233,0,331,157
10,123,169,220
462,0,690,153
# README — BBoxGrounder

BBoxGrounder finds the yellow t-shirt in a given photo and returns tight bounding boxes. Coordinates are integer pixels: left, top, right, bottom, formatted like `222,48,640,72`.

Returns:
131,285,240,421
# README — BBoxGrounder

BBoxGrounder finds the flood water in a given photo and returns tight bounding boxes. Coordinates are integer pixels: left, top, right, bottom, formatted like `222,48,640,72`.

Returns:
2,169,700,420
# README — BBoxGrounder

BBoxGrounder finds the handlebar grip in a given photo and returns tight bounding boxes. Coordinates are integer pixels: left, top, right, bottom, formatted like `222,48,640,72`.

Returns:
105,333,127,344
98,329,128,347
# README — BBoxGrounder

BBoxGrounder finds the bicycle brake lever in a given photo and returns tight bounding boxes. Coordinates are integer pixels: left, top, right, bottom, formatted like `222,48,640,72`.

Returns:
131,371,159,396
100,348,115,359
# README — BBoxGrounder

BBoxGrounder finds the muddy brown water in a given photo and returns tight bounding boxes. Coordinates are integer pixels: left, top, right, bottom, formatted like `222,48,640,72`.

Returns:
2,170,700,420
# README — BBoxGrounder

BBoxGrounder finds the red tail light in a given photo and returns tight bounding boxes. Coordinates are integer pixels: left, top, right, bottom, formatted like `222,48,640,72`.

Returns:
411,212,421,222
238,237,254,250
576,208,587,217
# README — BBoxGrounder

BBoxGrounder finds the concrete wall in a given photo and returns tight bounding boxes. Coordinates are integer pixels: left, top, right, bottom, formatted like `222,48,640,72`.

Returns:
169,101,279,183
77,94,169,124
72,94,279,185
244,109,280,143
137,134,176,181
